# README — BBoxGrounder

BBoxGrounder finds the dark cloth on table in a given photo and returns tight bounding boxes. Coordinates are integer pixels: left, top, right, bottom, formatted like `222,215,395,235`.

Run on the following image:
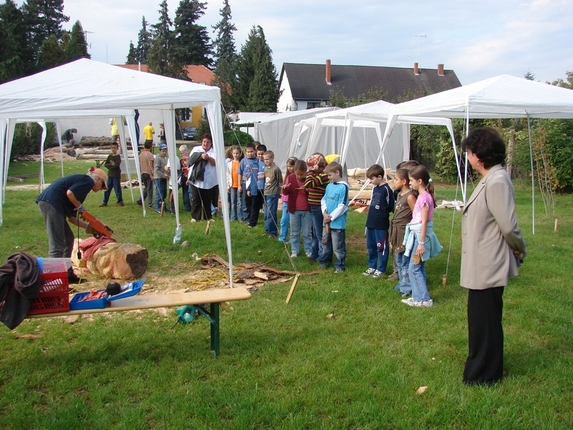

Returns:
0,252,42,329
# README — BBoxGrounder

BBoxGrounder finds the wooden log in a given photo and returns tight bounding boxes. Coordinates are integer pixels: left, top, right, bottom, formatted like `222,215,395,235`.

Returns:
285,273,300,304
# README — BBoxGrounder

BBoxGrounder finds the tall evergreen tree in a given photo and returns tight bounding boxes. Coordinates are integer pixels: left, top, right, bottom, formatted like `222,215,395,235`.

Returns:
135,16,152,64
173,0,213,67
21,0,69,67
126,41,137,64
212,0,237,106
37,34,65,70
65,20,90,61
231,25,280,112
147,0,185,79
0,0,34,82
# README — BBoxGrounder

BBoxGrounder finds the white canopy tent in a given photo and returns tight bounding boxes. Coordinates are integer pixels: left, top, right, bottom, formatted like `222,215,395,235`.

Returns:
0,59,233,280
382,74,573,232
291,100,455,172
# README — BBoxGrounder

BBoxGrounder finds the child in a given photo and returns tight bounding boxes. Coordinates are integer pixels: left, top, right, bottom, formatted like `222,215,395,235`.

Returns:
302,153,329,260
154,143,169,214
255,144,267,223
363,164,395,278
178,144,191,212
137,140,154,208
318,162,349,273
282,160,312,258
100,140,124,207
263,150,283,237
389,168,417,296
238,142,259,227
401,165,443,308
226,145,243,221
278,157,297,242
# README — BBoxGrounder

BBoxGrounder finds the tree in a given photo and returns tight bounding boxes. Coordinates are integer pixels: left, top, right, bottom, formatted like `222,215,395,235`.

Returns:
173,0,212,67
212,0,237,107
65,21,90,61
126,41,137,64
231,25,279,112
0,0,34,82
37,34,65,70
147,0,185,79
135,16,152,64
21,0,69,68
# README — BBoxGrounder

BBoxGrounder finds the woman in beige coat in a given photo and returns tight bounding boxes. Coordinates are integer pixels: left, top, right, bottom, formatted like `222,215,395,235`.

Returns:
460,127,527,386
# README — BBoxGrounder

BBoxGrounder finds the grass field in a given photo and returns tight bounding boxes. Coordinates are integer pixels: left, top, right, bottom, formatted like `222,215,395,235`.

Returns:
1,159,572,429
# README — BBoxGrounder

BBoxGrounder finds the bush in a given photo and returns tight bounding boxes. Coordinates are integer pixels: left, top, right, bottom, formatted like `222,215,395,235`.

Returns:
223,129,253,147
10,122,57,158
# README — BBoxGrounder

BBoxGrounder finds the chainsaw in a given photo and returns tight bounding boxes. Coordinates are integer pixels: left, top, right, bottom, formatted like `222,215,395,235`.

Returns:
80,211,114,239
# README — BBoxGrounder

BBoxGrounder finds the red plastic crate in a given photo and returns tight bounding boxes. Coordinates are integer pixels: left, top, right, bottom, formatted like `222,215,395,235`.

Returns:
28,271,70,315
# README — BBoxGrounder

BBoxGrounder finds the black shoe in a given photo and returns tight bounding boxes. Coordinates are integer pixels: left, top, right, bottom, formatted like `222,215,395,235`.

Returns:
136,200,142,206
67,271,85,284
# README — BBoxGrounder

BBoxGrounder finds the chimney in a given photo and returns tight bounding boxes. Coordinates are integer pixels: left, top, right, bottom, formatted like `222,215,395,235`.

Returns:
437,64,444,76
414,62,419,75
325,59,332,85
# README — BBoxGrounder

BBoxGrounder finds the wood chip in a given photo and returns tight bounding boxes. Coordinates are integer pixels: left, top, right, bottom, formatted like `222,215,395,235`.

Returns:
16,334,42,339
416,386,428,395
253,271,268,280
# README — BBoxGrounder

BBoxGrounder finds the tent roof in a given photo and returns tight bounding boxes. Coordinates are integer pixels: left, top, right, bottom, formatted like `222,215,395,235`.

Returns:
387,74,573,119
0,59,220,117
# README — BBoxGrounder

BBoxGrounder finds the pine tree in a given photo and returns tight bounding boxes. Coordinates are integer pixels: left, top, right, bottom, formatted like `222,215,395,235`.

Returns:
65,21,90,61
21,0,69,67
37,34,65,70
0,0,34,82
232,25,279,112
212,0,237,106
147,0,185,79
126,41,137,64
173,0,213,67
135,16,152,64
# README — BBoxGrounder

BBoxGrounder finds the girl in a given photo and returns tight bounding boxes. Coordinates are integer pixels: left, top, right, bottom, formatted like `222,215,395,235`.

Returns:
282,159,312,258
278,157,297,242
226,145,243,221
401,165,442,307
389,168,417,296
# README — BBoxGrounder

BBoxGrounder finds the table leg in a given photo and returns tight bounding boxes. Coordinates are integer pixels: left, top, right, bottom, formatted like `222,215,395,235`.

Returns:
210,303,220,357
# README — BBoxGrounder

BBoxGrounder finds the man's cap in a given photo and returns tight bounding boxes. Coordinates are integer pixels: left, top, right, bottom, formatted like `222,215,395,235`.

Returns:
159,143,168,150
89,167,108,189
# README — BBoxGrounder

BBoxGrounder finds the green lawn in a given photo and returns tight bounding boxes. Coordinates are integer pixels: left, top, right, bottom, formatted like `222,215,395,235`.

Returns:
1,160,572,429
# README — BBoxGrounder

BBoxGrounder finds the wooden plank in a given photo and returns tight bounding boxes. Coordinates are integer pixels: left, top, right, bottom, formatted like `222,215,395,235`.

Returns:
28,288,251,318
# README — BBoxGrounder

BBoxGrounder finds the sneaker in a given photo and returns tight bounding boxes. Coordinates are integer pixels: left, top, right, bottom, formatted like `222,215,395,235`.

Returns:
372,270,383,279
401,297,415,306
334,268,345,274
388,273,399,281
99,203,107,207
400,292,411,298
318,264,329,269
415,299,434,308
305,252,314,259
136,200,142,206
363,268,376,276
290,253,298,258
190,218,197,223
116,202,124,207
155,209,161,214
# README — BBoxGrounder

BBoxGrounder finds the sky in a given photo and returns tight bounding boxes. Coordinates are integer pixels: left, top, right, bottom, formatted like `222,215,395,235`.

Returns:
24,0,573,85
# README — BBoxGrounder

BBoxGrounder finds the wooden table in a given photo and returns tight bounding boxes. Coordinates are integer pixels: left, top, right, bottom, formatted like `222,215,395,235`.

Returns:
29,288,252,357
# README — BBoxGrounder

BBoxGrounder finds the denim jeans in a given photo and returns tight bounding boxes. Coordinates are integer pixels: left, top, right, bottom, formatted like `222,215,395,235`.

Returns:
181,180,191,211
366,228,390,272
279,202,290,242
408,235,431,302
289,210,312,256
102,176,123,204
394,251,411,294
38,201,74,258
264,194,279,236
319,228,346,270
229,187,240,221
309,205,324,260
155,178,167,212
240,184,249,222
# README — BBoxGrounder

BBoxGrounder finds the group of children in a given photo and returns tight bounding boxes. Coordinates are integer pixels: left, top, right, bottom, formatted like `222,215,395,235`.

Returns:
367,160,443,308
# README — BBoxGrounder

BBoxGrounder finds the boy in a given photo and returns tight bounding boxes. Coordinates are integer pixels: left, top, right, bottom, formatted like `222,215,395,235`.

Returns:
238,143,260,227
363,164,395,278
154,143,169,214
318,162,349,273
302,153,329,260
255,143,267,223
263,150,283,237
100,140,124,207
137,140,154,208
